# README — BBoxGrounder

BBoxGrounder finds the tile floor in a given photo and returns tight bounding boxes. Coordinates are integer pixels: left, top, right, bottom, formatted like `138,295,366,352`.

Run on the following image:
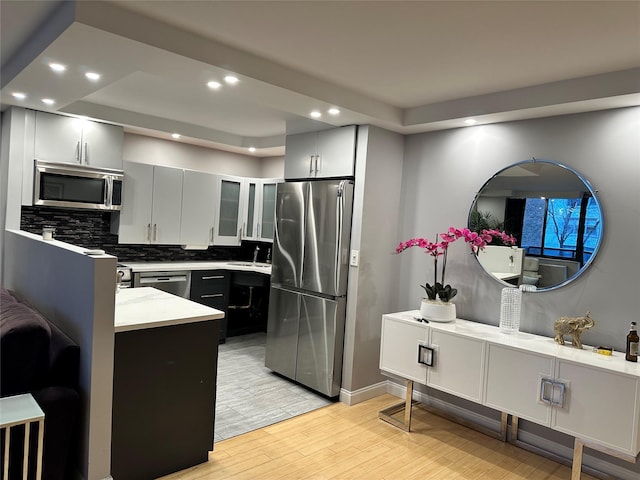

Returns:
214,332,334,442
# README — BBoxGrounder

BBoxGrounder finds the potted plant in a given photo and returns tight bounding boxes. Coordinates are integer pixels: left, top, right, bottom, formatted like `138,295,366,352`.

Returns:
396,227,516,322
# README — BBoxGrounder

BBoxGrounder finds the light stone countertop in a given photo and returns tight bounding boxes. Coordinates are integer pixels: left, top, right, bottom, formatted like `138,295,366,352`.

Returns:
121,261,271,275
115,287,224,333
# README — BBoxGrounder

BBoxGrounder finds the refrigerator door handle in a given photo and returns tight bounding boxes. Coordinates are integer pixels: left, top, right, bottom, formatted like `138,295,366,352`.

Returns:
335,180,346,286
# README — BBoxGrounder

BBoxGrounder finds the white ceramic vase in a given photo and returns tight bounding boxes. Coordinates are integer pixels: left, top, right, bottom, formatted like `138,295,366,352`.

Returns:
419,299,456,323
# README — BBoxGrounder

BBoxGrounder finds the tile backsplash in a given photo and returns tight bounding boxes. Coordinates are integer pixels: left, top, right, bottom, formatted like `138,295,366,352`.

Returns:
20,206,268,263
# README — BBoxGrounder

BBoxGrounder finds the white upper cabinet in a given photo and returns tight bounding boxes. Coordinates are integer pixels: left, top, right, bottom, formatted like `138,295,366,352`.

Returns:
213,175,245,246
34,111,123,169
180,170,217,247
117,162,183,244
284,125,356,179
259,180,278,241
241,178,279,243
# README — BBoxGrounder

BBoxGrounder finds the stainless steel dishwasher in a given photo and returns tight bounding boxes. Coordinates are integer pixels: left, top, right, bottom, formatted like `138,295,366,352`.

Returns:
133,271,191,298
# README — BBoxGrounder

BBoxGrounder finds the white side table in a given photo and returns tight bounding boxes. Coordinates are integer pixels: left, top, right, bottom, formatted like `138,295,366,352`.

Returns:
0,394,45,480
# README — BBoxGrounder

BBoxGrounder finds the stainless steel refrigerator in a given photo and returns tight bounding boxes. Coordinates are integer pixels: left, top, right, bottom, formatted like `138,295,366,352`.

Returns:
265,179,354,397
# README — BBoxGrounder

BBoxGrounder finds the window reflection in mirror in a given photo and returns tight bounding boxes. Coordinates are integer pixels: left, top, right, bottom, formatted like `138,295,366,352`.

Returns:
469,160,603,291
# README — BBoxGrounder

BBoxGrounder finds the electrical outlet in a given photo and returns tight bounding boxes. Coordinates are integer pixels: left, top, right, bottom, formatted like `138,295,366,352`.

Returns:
350,249,359,267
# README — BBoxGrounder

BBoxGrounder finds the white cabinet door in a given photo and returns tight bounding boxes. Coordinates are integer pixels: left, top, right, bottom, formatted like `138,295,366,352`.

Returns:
315,125,356,178
284,131,317,179
117,163,182,244
81,120,124,169
180,170,216,246
34,111,123,169
484,344,555,425
34,111,83,164
552,361,639,455
259,180,278,241
118,162,154,243
242,179,260,240
427,330,485,403
380,315,429,383
213,175,244,246
283,126,356,179
151,166,183,245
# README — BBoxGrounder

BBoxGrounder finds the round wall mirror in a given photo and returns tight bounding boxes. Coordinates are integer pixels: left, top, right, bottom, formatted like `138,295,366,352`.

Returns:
468,159,603,291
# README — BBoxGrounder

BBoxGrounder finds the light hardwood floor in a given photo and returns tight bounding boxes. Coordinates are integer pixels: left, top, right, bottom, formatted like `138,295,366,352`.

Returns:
160,394,597,480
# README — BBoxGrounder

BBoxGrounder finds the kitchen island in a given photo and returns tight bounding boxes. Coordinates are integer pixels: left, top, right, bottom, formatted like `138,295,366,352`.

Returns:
112,287,224,480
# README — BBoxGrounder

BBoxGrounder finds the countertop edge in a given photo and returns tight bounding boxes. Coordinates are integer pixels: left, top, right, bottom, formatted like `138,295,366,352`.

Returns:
115,312,224,333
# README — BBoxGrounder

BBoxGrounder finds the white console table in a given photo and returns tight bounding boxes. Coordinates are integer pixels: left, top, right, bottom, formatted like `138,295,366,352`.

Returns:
0,393,45,480
379,311,640,479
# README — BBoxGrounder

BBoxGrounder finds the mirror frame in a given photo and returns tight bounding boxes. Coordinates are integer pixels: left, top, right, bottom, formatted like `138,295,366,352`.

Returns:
469,159,604,292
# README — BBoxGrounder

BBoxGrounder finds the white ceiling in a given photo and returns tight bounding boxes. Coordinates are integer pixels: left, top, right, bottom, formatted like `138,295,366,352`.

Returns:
1,0,639,157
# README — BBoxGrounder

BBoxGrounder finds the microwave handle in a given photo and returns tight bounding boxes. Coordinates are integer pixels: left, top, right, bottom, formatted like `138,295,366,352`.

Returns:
105,177,112,208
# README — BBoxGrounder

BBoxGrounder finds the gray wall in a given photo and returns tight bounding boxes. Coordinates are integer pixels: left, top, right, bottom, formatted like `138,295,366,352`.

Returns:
392,106,640,477
396,107,640,351
343,125,404,398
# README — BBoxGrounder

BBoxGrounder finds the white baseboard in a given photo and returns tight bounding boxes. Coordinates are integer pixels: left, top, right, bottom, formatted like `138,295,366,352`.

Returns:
383,379,639,480
340,381,388,405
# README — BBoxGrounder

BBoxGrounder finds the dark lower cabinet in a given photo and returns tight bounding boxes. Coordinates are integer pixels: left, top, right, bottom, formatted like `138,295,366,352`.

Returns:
190,270,230,343
111,320,219,480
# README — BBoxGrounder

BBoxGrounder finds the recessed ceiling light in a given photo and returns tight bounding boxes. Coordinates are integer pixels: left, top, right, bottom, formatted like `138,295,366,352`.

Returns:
85,72,101,81
12,92,26,100
171,133,181,139
207,81,222,89
248,147,256,153
464,118,477,126
41,98,55,105
310,111,322,118
49,63,66,73
328,108,340,115
224,75,239,85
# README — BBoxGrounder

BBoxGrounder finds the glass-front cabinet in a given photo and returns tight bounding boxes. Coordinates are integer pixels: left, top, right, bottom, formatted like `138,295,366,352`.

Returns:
213,175,245,246
242,178,279,242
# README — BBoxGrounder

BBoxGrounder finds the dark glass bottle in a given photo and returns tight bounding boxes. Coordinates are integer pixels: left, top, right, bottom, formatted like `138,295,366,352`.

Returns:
626,322,639,362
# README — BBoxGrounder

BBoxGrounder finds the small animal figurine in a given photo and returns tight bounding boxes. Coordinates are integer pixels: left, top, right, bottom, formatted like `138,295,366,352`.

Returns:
553,312,594,349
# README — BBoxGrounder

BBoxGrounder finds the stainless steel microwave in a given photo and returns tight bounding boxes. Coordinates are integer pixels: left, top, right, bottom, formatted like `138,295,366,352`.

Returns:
33,160,123,211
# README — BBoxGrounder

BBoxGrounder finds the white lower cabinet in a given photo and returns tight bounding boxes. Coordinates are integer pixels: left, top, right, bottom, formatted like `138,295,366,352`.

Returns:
484,344,554,425
379,315,428,383
427,329,485,403
552,360,639,455
380,312,640,464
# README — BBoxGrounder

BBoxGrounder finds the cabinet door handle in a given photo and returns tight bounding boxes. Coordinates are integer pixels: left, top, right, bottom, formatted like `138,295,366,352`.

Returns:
202,293,224,298
540,378,554,404
210,226,214,243
550,381,566,407
309,155,314,175
417,344,434,367
539,378,567,407
146,223,151,241
153,223,157,241
75,141,81,163
314,154,319,174
84,142,88,164
202,275,225,280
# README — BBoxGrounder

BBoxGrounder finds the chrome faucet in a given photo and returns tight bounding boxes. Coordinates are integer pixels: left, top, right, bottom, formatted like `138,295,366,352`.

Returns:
253,245,260,263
